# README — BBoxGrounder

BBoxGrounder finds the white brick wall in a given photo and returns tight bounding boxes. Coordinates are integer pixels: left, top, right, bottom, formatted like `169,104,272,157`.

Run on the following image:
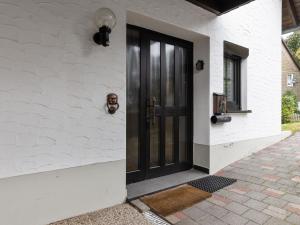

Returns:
0,0,126,178
0,0,282,178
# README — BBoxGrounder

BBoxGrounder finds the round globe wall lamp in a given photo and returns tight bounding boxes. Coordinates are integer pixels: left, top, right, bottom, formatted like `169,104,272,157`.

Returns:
93,8,116,47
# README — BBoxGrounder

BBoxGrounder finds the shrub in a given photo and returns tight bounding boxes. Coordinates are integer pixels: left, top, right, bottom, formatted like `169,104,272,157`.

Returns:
286,32,300,54
282,91,298,123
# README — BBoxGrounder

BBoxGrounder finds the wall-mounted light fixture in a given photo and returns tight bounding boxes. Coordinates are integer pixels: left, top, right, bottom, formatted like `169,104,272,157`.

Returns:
196,60,204,71
93,8,116,47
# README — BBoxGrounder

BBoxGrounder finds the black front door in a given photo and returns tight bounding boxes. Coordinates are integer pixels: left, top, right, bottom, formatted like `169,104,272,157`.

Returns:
126,25,193,184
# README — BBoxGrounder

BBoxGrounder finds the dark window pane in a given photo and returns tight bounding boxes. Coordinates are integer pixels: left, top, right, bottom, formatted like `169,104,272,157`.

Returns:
150,117,160,167
224,58,234,102
224,55,241,111
150,41,161,105
126,29,140,172
165,44,175,106
178,47,188,107
179,116,187,162
165,117,174,164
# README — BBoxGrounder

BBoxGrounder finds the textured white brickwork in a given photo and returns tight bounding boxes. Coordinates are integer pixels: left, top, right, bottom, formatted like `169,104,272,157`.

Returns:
0,0,126,178
0,0,282,178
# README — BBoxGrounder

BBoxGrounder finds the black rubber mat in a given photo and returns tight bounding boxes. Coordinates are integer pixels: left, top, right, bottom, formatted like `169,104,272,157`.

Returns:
188,176,237,193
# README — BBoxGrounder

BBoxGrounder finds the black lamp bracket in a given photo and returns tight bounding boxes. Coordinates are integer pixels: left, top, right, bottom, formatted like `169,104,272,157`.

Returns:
93,26,111,47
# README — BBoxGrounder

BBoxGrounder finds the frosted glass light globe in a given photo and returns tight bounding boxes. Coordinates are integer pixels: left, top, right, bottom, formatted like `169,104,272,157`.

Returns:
95,8,116,30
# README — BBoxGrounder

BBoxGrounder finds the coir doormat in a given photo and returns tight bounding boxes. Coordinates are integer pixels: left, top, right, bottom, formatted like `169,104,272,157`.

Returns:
140,184,211,216
188,175,237,193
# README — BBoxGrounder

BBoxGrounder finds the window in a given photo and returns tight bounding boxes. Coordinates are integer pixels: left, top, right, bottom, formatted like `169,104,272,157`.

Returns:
224,41,249,112
287,74,294,87
224,54,241,111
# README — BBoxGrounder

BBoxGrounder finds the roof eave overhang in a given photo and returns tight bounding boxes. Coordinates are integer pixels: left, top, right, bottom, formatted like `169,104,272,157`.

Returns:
282,0,300,33
185,0,255,15
283,25,300,34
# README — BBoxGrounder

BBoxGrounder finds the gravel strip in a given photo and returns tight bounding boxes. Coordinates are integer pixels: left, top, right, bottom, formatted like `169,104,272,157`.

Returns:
50,204,153,225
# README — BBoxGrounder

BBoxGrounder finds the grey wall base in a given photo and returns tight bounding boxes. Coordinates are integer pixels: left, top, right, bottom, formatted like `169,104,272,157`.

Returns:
0,160,127,225
194,131,291,174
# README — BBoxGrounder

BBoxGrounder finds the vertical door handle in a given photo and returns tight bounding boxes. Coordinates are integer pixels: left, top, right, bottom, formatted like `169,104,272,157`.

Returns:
151,96,157,125
147,96,157,125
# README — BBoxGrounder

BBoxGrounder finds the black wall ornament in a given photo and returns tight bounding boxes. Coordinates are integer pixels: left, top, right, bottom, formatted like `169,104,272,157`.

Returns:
196,60,204,71
106,93,119,114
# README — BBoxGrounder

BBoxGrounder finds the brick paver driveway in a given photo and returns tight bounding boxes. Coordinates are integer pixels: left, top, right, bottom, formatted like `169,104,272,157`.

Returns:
166,133,300,225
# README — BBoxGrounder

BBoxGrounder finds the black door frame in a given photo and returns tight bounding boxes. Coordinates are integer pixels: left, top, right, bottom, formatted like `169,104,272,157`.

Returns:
126,24,194,184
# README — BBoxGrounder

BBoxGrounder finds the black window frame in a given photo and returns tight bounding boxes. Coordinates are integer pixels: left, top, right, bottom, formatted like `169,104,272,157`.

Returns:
224,53,241,112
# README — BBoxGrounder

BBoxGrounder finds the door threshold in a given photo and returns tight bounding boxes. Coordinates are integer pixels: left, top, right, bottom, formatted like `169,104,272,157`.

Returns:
126,169,208,200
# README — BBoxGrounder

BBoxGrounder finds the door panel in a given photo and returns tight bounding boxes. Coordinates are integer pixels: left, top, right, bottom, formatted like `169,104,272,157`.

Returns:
126,25,193,184
149,41,161,105
165,116,174,164
178,47,188,107
165,44,175,107
126,28,140,172
179,116,187,163
149,116,160,168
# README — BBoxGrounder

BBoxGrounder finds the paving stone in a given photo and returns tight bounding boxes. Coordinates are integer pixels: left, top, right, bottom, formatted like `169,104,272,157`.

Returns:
207,194,231,207
247,183,266,192
246,191,267,201
285,202,300,214
292,176,300,183
197,214,228,225
286,213,300,225
195,200,214,210
264,217,292,225
262,174,280,182
268,205,290,215
261,165,275,170
277,172,293,179
203,204,229,219
278,179,297,187
225,202,249,215
292,171,300,176
282,194,300,204
243,199,267,211
242,209,270,224
262,205,290,220
173,212,187,220
276,167,290,173
245,176,265,185
263,196,288,208
176,218,198,225
183,207,206,221
226,192,250,203
263,188,285,197
245,221,259,225
216,189,232,197
165,215,180,224
229,187,249,195
220,212,249,225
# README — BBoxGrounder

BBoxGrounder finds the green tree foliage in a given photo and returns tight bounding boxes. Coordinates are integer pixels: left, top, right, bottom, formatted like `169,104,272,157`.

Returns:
295,48,300,60
282,91,298,123
286,32,300,54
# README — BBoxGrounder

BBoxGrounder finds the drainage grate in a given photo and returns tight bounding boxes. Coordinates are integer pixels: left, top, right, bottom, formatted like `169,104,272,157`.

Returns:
188,175,237,193
143,211,171,225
